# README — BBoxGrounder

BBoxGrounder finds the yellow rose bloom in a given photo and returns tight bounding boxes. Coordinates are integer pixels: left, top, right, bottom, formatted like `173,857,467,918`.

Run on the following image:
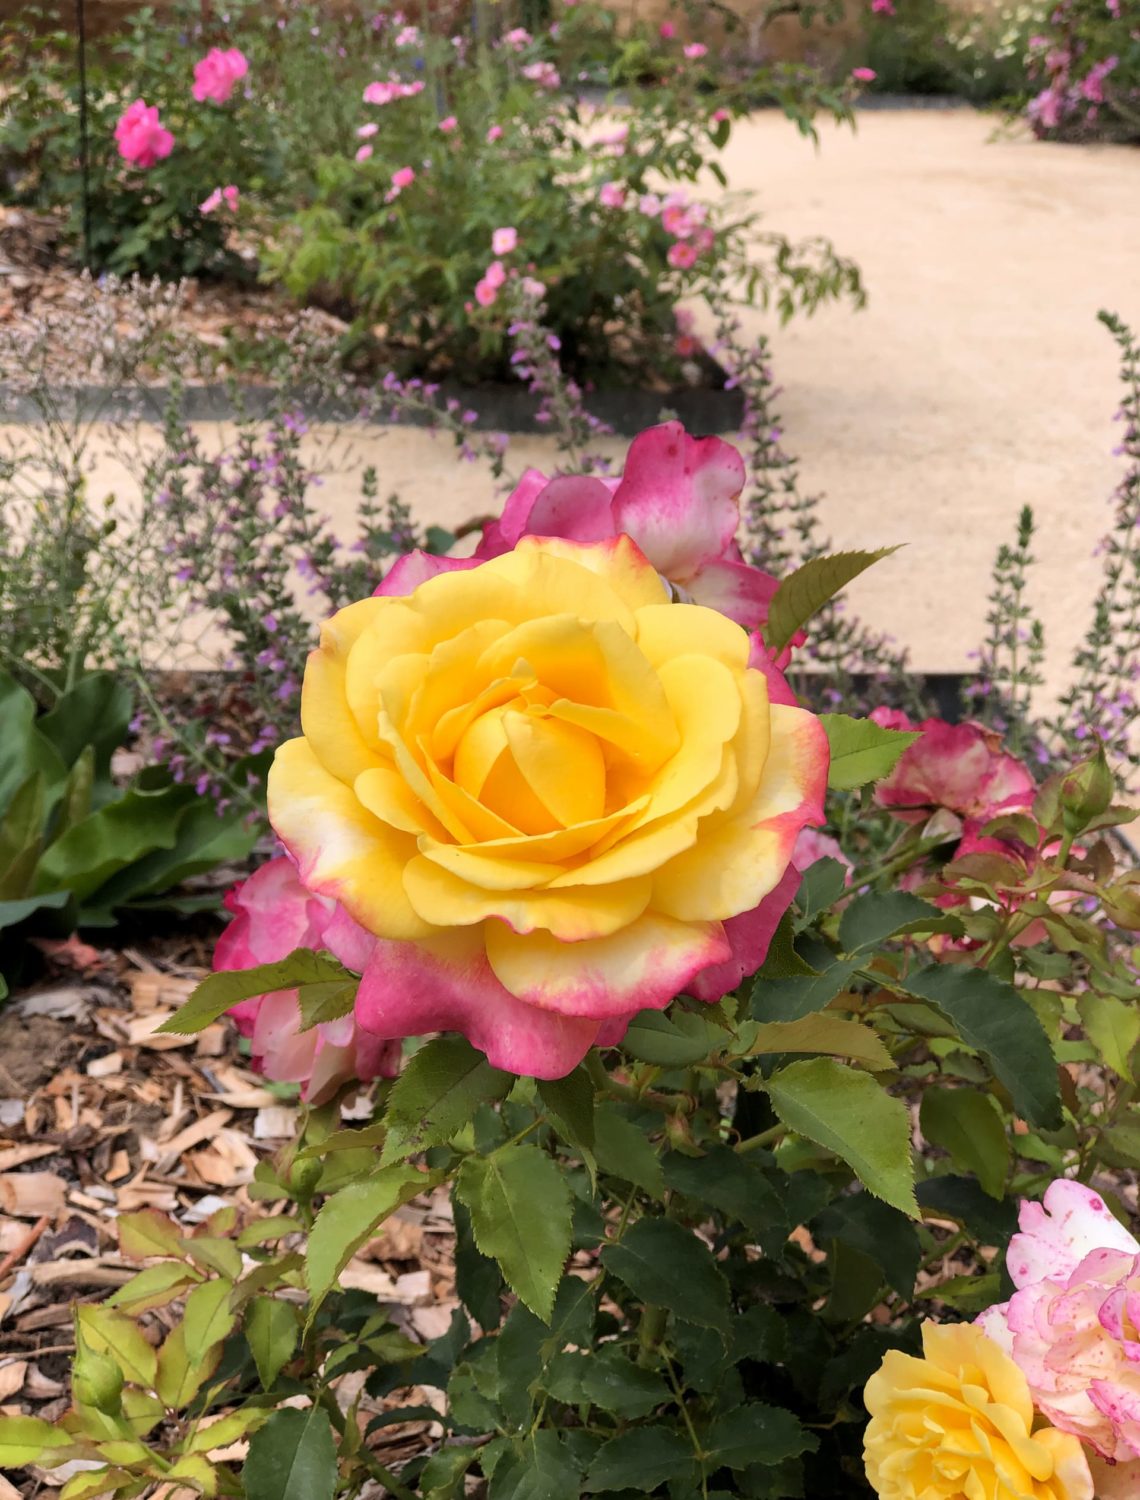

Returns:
864,1323,1094,1500
267,534,828,1077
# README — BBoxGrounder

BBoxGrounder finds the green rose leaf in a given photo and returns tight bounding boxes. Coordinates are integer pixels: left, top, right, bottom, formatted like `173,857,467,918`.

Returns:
307,1165,438,1312
382,1035,512,1163
920,1087,1011,1199
593,1104,664,1198
245,1297,298,1390
701,1403,818,1470
583,1425,694,1493
764,1057,919,1217
819,713,921,791
156,948,353,1034
838,890,964,952
455,1144,572,1322
601,1217,731,1334
244,1405,337,1500
895,966,1062,1129
764,548,900,657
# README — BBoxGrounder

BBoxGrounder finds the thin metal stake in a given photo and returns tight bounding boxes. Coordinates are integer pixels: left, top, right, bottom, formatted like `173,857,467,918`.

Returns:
75,0,93,270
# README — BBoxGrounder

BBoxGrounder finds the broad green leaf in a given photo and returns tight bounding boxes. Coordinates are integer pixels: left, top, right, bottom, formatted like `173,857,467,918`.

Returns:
819,713,921,791
37,671,132,783
59,1468,131,1500
538,1066,595,1151
620,1006,727,1066
455,1144,572,1322
918,1271,1003,1314
244,1406,337,1500
662,1148,787,1243
182,1407,267,1455
811,1193,920,1297
0,770,45,898
701,1403,818,1469
381,1035,511,1163
578,1347,669,1417
116,1208,183,1259
601,1217,730,1334
765,549,899,656
583,1426,693,1493
839,891,964,953
915,1176,1018,1244
155,1322,221,1409
419,1444,477,1495
108,1260,200,1314
0,672,68,808
307,1164,435,1308
453,1196,503,1331
593,1104,664,1198
76,1305,156,1389
490,1430,582,1500
156,948,351,1034
296,978,358,1031
245,1297,298,1390
748,1015,893,1070
55,747,95,840
90,797,256,910
756,910,816,977
1080,992,1140,1078
765,1058,918,1217
751,957,861,1023
920,1088,1010,1199
0,1413,73,1464
181,1277,236,1364
34,782,192,902
896,967,1062,1129
0,888,70,933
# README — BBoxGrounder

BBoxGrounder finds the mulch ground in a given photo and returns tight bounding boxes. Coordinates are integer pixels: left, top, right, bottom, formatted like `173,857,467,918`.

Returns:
0,933,459,1498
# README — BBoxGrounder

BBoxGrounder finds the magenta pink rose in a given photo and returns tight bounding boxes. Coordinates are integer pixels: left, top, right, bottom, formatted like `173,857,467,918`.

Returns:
114,100,174,169
214,857,399,1104
192,46,249,105
469,422,783,635
978,1181,1140,1487
870,709,1034,823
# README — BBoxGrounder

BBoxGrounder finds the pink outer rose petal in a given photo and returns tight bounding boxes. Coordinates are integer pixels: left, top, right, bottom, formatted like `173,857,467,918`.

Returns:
475,467,551,557
1008,1180,1140,1288
747,632,801,707
374,549,482,597
354,928,601,1078
213,856,327,969
610,421,745,581
975,1301,1016,1356
686,865,799,1002
869,705,914,733
685,556,781,631
316,902,377,972
524,474,622,544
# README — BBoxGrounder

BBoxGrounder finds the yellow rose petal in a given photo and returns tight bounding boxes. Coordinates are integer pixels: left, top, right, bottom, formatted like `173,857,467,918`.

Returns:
403,856,652,939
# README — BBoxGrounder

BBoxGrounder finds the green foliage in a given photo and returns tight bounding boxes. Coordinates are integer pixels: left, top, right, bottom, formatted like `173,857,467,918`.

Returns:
764,548,899,657
0,671,255,988
820,713,921,790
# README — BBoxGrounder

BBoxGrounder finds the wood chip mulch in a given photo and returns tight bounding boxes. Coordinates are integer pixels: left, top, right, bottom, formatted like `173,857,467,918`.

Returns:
0,935,460,1498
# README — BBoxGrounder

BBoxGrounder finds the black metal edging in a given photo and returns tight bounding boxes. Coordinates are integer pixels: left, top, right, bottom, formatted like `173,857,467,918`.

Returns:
0,381,746,436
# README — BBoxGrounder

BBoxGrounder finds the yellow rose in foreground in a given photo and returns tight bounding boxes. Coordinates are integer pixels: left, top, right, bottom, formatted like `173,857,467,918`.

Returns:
267,535,827,1077
864,1323,1093,1500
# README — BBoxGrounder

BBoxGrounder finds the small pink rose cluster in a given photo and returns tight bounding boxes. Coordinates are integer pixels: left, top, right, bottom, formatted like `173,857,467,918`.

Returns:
362,76,426,106
114,100,174,170
214,423,816,1085
522,60,560,90
472,229,543,310
1027,36,1118,132
199,184,239,215
978,1181,1140,1498
192,46,248,105
870,709,1034,828
645,191,715,271
114,45,248,171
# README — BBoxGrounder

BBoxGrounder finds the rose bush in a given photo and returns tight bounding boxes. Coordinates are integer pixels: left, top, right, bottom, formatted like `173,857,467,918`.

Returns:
266,531,828,1077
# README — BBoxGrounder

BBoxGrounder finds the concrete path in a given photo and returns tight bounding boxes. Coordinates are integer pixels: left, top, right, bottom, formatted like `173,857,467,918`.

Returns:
23,107,1140,706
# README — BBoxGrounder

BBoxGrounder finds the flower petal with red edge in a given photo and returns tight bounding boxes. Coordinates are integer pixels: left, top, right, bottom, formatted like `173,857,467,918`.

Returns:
687,864,799,1002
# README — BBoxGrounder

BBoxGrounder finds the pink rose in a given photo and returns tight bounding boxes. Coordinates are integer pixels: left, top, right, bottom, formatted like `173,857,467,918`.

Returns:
357,122,379,138
486,123,504,142
474,278,498,307
114,100,174,170
684,42,708,59
979,1180,1140,1487
852,66,877,81
598,180,626,209
793,827,853,880
492,226,518,255
214,858,399,1104
199,183,239,214
192,47,248,105
660,20,676,37
355,144,373,162
870,709,1034,823
439,114,459,132
391,165,415,190
483,260,507,289
667,241,698,269
472,421,784,634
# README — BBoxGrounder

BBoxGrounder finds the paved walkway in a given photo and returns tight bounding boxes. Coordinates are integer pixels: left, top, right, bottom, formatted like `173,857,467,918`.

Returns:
32,107,1140,704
